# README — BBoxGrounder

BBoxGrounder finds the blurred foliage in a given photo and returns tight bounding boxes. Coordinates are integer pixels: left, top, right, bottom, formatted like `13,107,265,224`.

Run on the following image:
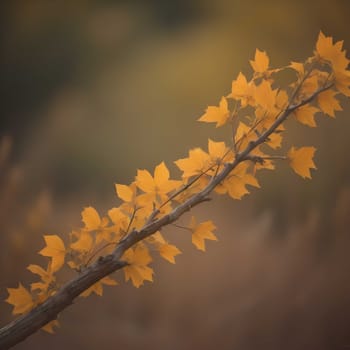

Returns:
0,1,350,349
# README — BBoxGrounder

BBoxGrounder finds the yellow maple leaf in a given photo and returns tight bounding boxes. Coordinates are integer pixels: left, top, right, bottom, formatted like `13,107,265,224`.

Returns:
159,243,181,264
70,230,94,252
80,276,118,297
146,231,181,263
136,162,181,205
122,244,154,288
39,235,66,273
254,80,277,111
27,264,55,293
234,122,255,151
315,31,349,72
300,75,319,98
216,162,260,199
250,49,269,73
6,283,34,315
287,146,317,179
317,89,342,117
114,182,153,228
208,139,233,164
189,216,217,251
266,131,283,150
294,104,319,127
115,183,134,202
334,70,350,97
206,139,235,176
42,320,59,334
108,207,129,232
175,148,210,179
81,206,102,231
198,96,230,127
229,72,255,107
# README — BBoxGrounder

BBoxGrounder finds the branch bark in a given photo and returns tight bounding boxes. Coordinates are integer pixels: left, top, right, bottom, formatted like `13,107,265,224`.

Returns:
0,84,332,350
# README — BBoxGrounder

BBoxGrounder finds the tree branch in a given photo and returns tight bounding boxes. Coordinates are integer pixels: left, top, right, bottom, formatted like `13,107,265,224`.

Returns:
0,83,332,350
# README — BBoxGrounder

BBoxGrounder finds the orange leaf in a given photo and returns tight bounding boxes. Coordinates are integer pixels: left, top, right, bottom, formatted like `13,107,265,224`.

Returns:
175,148,210,179
294,105,319,127
27,264,55,292
123,245,154,288
334,70,350,97
6,283,34,315
39,235,66,273
81,206,101,231
254,80,277,111
250,49,269,73
317,89,342,117
115,183,134,202
266,132,282,149
217,162,260,199
315,31,349,72
70,230,94,253
41,320,60,334
229,72,255,107
287,146,317,179
159,243,181,264
136,162,181,204
198,96,230,127
189,217,217,251
80,276,118,297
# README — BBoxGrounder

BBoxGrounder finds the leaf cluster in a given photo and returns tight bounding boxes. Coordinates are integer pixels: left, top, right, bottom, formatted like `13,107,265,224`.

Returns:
3,32,350,337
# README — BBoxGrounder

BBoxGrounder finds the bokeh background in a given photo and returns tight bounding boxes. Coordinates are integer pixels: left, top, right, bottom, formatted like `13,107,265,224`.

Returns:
1,0,350,349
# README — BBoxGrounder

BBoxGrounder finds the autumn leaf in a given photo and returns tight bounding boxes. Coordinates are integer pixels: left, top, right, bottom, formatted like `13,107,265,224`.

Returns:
159,243,181,264
216,162,260,199
115,183,134,202
287,146,317,179
334,70,350,97
82,206,102,231
300,75,319,98
136,162,181,204
198,96,230,127
147,231,181,263
27,264,55,293
70,230,94,253
189,216,217,251
175,148,210,179
108,207,129,232
234,122,255,151
39,235,66,273
294,104,319,127
208,139,233,165
315,31,349,72
229,72,255,107
42,320,59,334
80,276,118,297
122,244,154,288
6,283,34,315
266,132,282,149
254,80,277,111
250,49,269,73
317,89,342,117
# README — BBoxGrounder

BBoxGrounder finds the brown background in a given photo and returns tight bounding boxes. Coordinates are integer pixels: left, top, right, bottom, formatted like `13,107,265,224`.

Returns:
1,0,350,349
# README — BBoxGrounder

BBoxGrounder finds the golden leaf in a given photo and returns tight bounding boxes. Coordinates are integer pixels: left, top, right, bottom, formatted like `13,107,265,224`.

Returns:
189,216,217,251
39,235,66,273
287,146,317,179
6,283,34,315
198,96,230,127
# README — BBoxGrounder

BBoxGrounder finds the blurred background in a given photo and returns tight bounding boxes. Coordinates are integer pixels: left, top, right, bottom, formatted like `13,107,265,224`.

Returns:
1,0,350,349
